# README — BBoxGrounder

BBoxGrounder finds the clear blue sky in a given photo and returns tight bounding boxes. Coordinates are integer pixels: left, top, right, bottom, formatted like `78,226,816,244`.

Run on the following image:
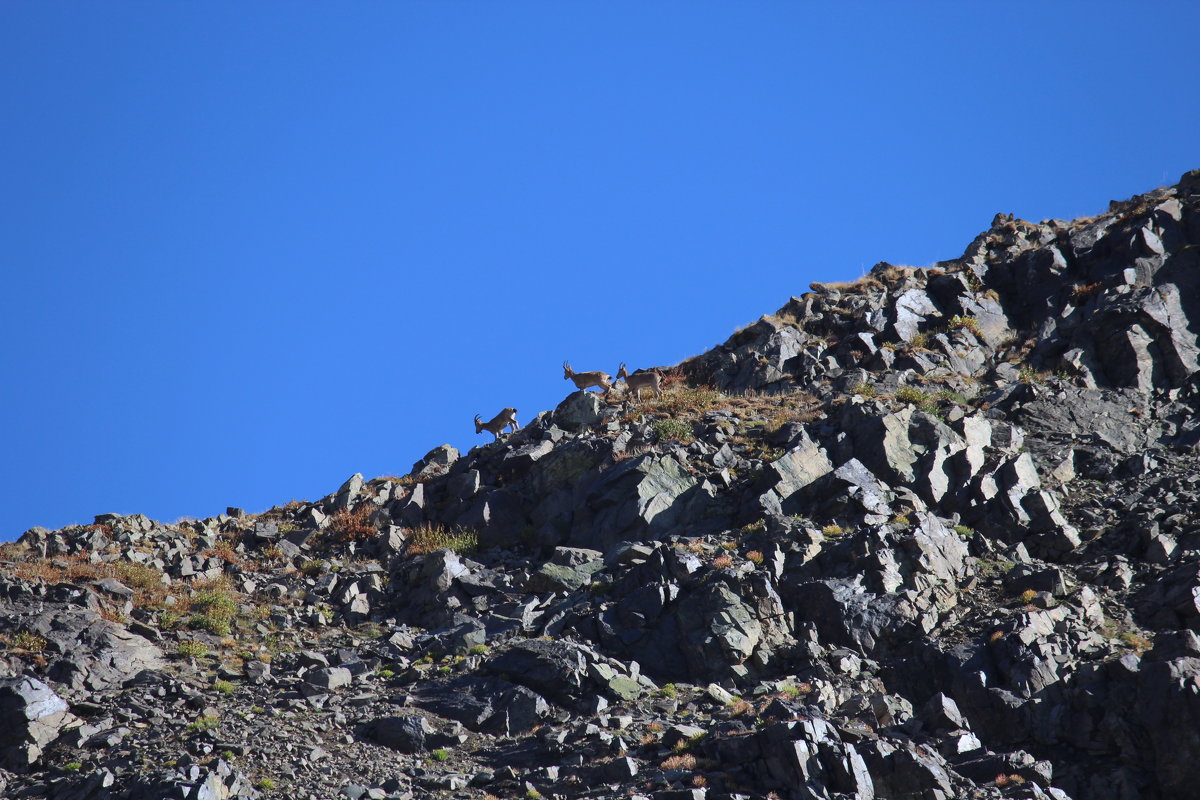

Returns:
3,3,1198,539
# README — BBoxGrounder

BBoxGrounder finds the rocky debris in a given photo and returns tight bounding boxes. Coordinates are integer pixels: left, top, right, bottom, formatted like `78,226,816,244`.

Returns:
2,170,1200,799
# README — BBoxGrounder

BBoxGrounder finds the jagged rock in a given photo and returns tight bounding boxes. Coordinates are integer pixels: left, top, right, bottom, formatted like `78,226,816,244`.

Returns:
0,677,75,771
892,287,941,343
0,605,164,693
1015,388,1153,454
568,454,697,552
768,431,834,512
484,639,590,708
554,390,605,431
305,667,352,691
365,715,432,753
412,445,460,480
333,473,365,510
528,547,605,593
414,675,550,735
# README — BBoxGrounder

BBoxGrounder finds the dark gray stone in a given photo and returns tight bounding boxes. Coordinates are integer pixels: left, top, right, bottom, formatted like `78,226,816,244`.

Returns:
365,715,432,753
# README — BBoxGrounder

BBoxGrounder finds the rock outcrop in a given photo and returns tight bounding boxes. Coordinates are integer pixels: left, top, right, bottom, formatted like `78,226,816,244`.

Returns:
2,169,1200,799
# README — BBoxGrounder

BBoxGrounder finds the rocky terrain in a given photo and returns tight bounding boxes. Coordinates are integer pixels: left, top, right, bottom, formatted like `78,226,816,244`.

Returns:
3,170,1200,800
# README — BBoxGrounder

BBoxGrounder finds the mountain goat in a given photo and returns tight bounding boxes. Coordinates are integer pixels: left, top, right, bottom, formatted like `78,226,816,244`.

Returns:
563,361,613,394
616,363,663,401
475,407,520,440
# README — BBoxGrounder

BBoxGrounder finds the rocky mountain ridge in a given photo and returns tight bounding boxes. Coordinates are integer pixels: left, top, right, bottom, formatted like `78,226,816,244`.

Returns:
3,169,1199,800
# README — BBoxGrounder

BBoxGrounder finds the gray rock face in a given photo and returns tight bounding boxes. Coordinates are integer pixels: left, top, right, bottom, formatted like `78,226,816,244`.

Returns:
484,638,591,708
528,547,605,593
0,677,74,771
891,287,941,343
0,605,164,693
365,715,432,753
769,432,833,511
305,666,352,691
568,454,697,552
1136,657,1200,797
553,390,605,431
414,675,550,735
411,445,460,479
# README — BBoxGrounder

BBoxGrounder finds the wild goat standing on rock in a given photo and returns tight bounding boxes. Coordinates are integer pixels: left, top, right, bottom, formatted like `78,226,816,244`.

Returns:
616,363,662,401
563,361,613,395
475,408,520,440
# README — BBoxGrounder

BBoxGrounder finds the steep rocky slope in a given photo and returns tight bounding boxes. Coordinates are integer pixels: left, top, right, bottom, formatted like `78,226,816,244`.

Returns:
3,170,1199,800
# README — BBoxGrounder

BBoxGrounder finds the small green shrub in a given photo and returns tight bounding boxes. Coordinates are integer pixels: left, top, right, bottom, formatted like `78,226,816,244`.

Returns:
407,524,479,556
116,562,167,598
821,524,845,539
64,761,83,772
191,589,237,618
948,315,982,336
431,748,450,762
953,525,974,539
652,418,694,443
187,715,220,732
254,778,277,791
977,559,1015,578
936,389,970,405
213,679,235,695
188,613,231,636
849,382,877,398
299,560,325,577
176,640,209,659
8,631,48,652
467,644,489,656
894,386,932,409
186,588,237,635
657,683,679,699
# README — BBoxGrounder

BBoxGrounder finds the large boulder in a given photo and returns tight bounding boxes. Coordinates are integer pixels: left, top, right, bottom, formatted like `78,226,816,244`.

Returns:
414,674,550,735
364,715,433,753
0,677,75,771
554,391,605,432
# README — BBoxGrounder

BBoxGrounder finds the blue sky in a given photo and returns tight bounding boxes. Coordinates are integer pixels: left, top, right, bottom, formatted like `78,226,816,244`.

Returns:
2,3,1198,539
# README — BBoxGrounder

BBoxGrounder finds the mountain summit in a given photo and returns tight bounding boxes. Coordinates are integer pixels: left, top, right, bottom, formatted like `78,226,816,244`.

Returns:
3,170,1200,799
